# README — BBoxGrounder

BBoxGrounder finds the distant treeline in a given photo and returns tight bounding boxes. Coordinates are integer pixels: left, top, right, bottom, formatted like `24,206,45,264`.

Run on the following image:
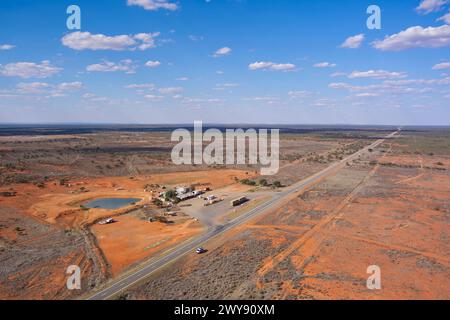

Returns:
0,124,448,136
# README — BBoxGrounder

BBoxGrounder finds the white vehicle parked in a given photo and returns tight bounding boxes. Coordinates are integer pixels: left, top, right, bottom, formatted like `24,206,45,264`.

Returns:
98,218,115,225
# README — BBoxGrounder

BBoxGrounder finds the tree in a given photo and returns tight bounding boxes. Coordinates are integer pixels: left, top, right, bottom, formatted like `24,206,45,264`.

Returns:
152,198,163,207
164,189,178,201
240,179,256,186
273,181,283,188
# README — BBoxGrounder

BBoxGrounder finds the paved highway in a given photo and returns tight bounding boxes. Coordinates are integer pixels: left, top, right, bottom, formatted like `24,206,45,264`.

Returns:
87,130,398,300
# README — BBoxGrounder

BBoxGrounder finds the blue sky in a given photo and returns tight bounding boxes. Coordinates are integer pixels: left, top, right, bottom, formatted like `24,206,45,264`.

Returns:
0,0,449,125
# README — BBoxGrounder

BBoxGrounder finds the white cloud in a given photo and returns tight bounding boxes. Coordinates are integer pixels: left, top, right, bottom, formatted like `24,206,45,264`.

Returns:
329,77,450,97
348,70,407,79
158,87,183,94
50,82,84,97
127,0,178,11
216,83,238,88
179,96,226,108
313,62,336,68
328,82,352,90
432,62,450,69
176,77,189,81
384,77,450,85
355,93,379,97
248,61,296,71
214,83,239,90
81,93,132,105
416,0,449,14
271,63,296,71
86,60,136,73
244,96,279,104
125,83,155,89
145,60,161,68
372,25,450,51
0,61,61,78
62,32,134,51
0,44,15,50
144,94,164,100
437,11,450,24
16,82,51,94
340,34,365,49
213,47,232,57
127,84,184,97
62,31,160,51
134,33,160,50
82,93,110,103
15,81,82,97
331,72,347,77
56,82,83,91
288,90,312,98
248,62,273,70
313,98,336,108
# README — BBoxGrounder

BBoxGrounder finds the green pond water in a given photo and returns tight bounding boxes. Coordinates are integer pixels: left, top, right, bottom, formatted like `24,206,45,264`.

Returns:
84,198,140,210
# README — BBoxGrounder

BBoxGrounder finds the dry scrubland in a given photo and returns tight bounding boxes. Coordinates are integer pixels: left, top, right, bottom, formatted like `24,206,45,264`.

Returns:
0,128,448,300
125,131,450,300
0,129,360,299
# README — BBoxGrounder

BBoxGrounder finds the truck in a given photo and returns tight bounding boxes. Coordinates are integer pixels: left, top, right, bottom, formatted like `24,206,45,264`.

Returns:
230,196,249,207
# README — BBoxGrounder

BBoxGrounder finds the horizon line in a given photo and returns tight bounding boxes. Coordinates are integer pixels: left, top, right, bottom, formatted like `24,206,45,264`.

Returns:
0,122,449,128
